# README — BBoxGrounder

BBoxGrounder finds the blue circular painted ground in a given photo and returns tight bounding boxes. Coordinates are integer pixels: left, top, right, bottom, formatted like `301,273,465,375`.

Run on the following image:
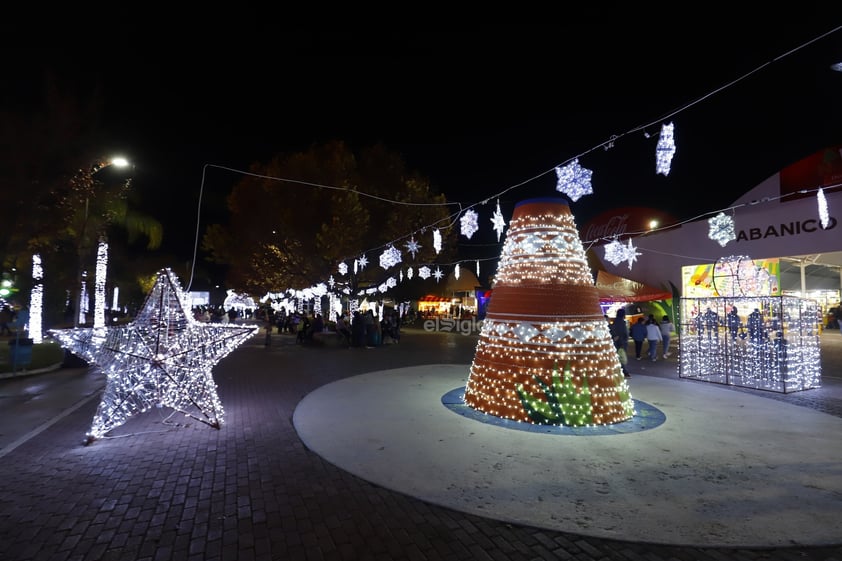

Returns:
441,386,665,435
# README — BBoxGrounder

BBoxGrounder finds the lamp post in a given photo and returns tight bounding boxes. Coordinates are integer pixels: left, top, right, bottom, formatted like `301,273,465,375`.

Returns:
73,156,130,327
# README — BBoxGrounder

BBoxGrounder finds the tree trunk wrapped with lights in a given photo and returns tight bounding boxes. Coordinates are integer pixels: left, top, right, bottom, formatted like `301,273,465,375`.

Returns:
465,198,634,426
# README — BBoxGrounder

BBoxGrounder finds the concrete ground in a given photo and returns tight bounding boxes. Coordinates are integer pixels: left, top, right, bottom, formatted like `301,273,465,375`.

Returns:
1,326,841,560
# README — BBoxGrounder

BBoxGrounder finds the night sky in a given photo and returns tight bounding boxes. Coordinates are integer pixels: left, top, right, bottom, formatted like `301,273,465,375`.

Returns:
6,24,842,278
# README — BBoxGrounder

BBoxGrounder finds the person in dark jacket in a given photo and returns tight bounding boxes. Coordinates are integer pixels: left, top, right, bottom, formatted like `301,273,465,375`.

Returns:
610,309,630,378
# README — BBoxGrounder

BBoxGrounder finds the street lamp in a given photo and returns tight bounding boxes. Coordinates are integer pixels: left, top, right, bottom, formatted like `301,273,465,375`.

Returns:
74,156,131,327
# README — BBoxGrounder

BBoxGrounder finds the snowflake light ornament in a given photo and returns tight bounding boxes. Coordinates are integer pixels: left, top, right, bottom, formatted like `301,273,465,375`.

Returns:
603,239,626,266
433,228,442,254
603,238,641,270
554,158,593,202
460,209,479,239
418,266,431,280
379,245,402,270
405,237,421,259
338,262,348,276
655,122,676,176
708,212,736,247
490,199,506,241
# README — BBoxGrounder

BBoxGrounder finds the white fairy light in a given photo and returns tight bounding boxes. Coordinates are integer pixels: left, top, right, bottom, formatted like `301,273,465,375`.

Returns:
554,158,593,202
490,199,506,241
818,188,830,229
708,212,736,247
94,239,108,329
29,254,43,344
433,228,442,254
48,268,258,444
460,210,479,239
655,121,676,176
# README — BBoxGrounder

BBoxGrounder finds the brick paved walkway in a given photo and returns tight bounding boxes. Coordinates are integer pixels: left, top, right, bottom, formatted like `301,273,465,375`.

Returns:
1,327,841,560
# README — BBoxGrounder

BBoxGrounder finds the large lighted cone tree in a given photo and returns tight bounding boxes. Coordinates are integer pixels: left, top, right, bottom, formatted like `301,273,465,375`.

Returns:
465,197,634,426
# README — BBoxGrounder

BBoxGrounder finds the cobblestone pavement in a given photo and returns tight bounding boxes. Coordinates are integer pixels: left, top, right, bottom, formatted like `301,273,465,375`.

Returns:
1,327,841,561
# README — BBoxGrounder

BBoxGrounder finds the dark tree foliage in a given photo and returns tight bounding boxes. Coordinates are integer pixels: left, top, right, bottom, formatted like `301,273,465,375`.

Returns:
202,141,458,296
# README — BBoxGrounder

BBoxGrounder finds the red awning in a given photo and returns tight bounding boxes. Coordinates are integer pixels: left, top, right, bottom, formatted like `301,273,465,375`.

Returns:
594,270,672,302
418,295,451,302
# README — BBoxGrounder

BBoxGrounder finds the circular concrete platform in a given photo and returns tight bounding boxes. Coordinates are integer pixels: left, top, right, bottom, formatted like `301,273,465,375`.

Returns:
293,364,842,547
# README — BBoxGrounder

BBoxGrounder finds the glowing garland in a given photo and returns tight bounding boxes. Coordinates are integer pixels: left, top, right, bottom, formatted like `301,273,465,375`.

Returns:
48,268,257,444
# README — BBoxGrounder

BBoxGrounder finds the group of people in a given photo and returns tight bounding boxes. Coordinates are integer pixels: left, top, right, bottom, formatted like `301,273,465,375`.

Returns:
629,313,673,362
261,308,403,348
610,310,675,377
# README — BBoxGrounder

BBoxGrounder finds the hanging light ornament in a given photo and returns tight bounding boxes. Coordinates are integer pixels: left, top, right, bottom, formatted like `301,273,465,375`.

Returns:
454,263,461,280
490,199,506,242
418,266,431,280
708,212,736,247
405,237,421,259
554,158,593,202
379,245,402,270
433,267,444,282
817,188,830,229
655,121,676,176
433,228,442,254
338,262,348,276
460,209,479,239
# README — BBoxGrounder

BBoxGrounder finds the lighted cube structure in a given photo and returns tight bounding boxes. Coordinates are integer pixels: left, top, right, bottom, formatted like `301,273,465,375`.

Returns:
464,198,634,426
679,295,821,393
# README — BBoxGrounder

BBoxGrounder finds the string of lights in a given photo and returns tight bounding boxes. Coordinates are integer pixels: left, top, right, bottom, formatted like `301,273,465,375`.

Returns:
184,25,841,296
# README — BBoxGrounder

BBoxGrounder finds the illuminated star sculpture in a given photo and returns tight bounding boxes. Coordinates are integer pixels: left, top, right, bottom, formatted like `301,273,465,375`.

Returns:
708,212,736,247
655,121,676,176
555,158,593,202
48,268,258,445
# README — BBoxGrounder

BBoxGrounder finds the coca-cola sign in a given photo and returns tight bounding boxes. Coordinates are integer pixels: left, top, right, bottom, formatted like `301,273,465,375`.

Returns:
581,207,678,243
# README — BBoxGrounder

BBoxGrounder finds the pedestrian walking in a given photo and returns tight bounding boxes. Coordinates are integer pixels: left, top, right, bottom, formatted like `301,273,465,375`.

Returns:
660,315,674,358
630,317,647,360
645,316,663,361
